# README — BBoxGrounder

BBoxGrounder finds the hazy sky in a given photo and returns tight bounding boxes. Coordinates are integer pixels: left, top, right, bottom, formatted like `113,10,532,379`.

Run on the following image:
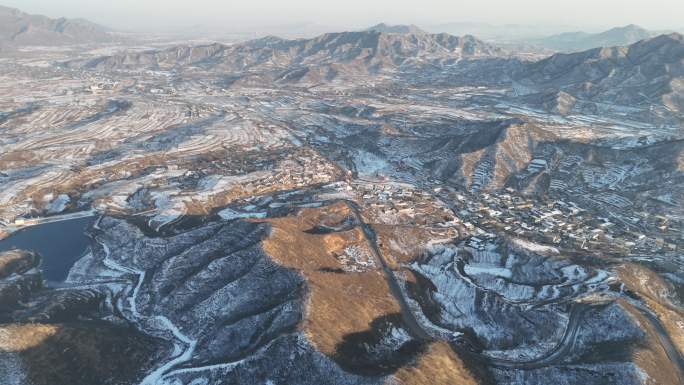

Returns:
4,0,684,32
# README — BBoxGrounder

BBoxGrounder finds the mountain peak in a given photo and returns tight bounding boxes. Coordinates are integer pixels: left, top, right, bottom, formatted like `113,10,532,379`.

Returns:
597,24,650,39
664,32,684,41
615,24,646,31
365,23,427,35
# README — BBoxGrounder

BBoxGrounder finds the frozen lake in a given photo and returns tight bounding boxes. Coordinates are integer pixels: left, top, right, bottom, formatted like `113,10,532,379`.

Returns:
0,216,95,282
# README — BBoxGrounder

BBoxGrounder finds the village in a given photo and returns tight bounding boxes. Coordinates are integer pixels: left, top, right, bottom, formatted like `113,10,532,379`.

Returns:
348,177,682,259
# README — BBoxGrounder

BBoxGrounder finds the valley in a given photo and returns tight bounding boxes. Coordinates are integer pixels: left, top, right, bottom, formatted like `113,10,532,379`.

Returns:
0,13,683,385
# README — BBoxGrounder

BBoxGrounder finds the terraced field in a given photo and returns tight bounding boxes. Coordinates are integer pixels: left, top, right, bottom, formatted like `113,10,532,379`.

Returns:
1,26,683,385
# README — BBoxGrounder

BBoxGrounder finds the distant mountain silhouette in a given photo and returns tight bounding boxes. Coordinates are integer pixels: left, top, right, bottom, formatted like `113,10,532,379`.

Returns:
538,24,653,52
0,5,117,46
365,23,427,35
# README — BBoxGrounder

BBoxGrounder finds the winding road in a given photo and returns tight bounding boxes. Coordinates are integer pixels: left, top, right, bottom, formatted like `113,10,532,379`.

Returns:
346,199,597,370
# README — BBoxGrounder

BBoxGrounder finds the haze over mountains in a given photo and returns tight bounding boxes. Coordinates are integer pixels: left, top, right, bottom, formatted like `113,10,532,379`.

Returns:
0,5,117,46
429,22,575,41
535,24,654,52
0,4,676,53
365,23,428,35
63,21,684,122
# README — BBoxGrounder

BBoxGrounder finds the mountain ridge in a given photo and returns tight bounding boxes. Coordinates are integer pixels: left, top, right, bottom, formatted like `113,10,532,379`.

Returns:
69,29,506,77
537,24,654,52
515,32,684,113
0,5,117,46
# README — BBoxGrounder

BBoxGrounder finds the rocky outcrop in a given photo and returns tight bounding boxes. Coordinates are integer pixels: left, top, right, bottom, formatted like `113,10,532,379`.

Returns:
0,250,42,313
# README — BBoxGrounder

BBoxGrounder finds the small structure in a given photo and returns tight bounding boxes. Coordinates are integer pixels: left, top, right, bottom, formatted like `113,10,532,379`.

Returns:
527,159,548,172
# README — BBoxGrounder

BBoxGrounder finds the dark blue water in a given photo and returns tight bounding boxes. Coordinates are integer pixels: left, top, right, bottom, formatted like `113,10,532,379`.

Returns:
0,217,95,282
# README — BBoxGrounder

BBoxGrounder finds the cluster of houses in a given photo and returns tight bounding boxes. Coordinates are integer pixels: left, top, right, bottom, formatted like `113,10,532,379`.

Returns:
356,183,460,233
442,188,681,254
332,179,682,256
